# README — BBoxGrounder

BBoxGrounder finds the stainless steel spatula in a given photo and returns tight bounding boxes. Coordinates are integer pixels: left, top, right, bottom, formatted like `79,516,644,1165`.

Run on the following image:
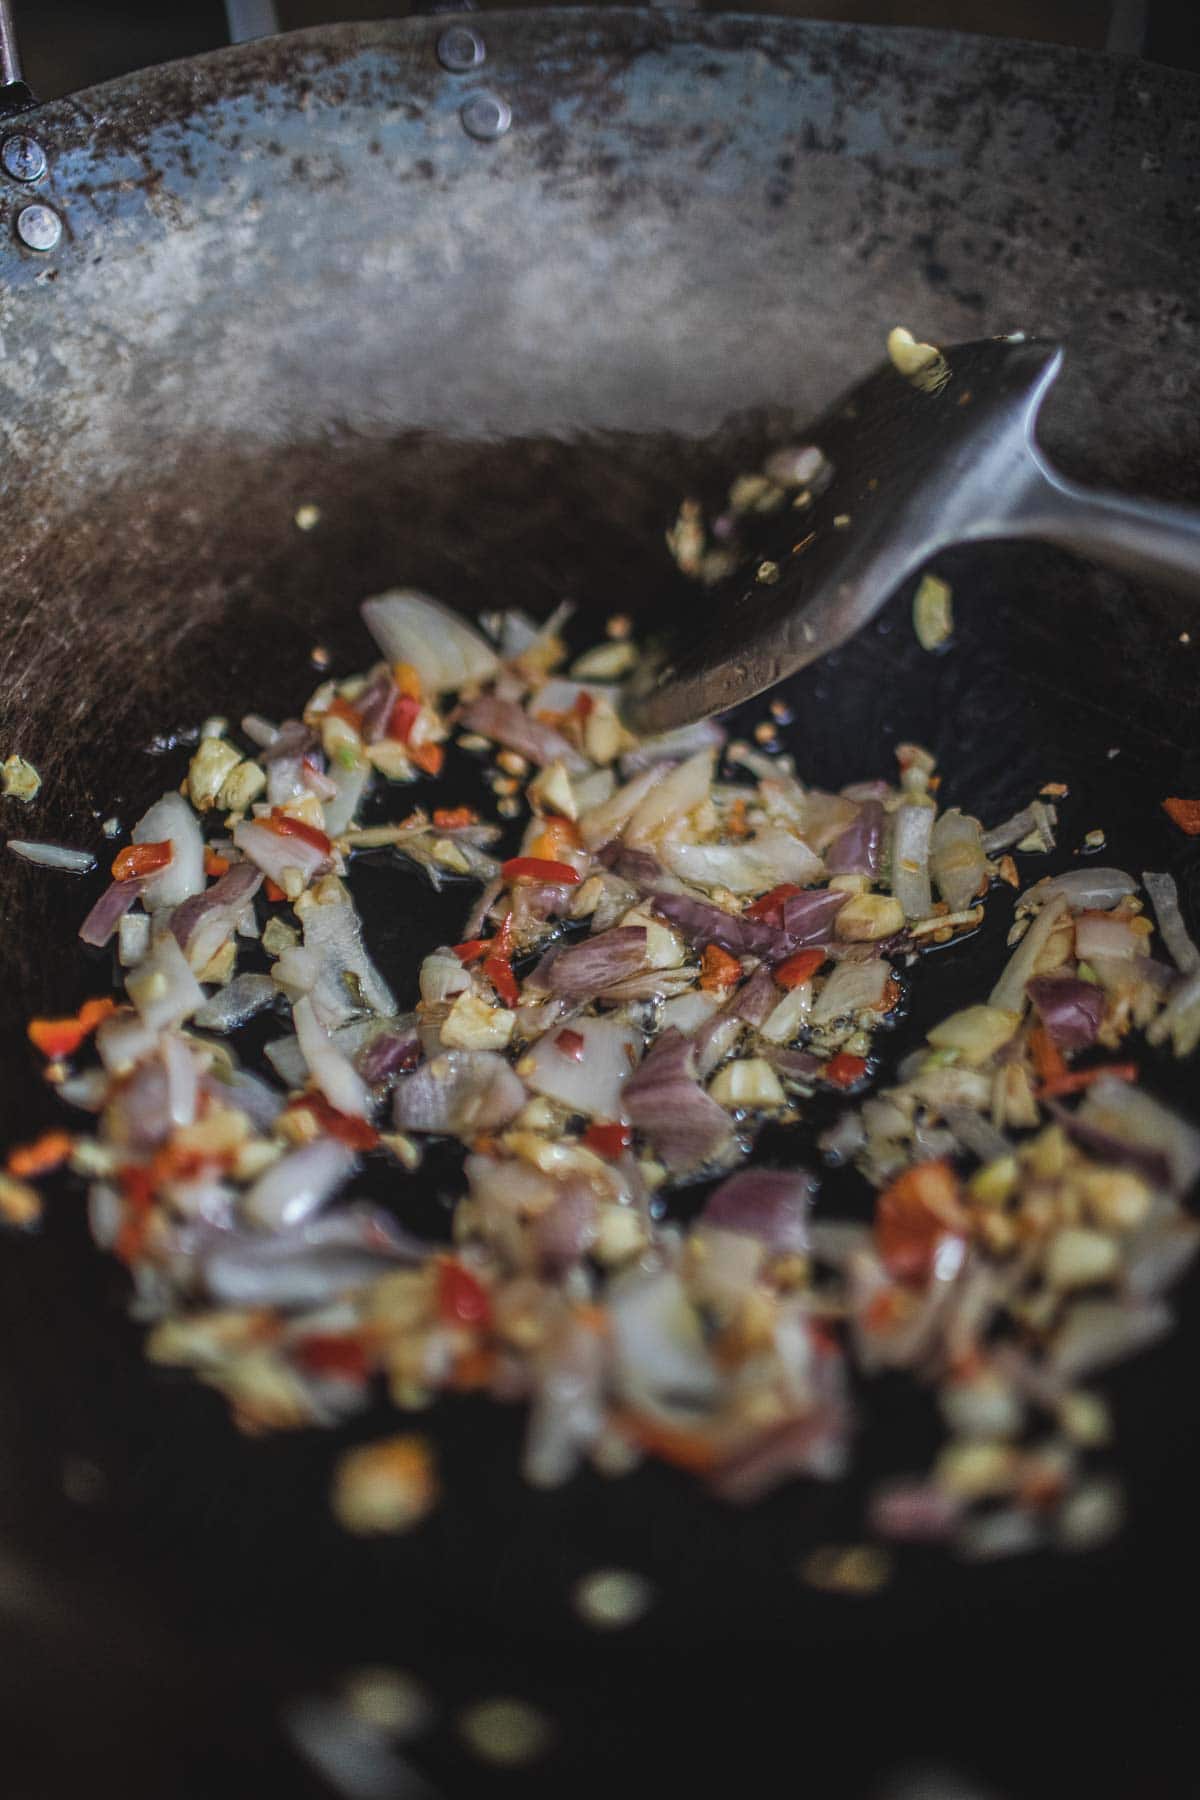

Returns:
625,336,1200,735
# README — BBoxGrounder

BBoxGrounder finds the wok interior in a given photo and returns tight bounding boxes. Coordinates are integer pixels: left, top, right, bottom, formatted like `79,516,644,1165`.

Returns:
1,16,1200,1787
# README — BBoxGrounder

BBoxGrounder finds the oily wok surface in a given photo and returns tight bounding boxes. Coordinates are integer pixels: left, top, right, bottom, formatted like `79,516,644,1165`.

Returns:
1,13,1199,1797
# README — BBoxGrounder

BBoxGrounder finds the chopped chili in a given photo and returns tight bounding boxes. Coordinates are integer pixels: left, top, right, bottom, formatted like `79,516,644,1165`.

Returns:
7,1130,73,1178
699,943,742,991
385,693,422,744
1029,1025,1068,1090
265,810,333,855
482,911,519,1008
1037,1061,1139,1101
775,947,826,989
452,937,491,965
745,882,805,924
27,995,116,1060
409,740,444,777
581,1121,633,1159
294,1333,371,1381
501,856,581,886
264,878,286,904
1162,797,1200,836
437,1258,492,1328
204,846,231,878
432,807,478,830
392,661,423,699
112,841,172,881
291,1093,381,1150
876,1159,967,1285
824,1051,868,1089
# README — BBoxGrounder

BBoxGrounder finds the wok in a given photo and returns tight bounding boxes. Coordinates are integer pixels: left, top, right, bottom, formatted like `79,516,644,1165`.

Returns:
1,11,1199,1797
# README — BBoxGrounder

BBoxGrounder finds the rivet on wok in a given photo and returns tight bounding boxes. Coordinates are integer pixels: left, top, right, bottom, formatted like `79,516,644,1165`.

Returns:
15,202,62,251
438,25,485,73
2,133,47,183
461,93,511,142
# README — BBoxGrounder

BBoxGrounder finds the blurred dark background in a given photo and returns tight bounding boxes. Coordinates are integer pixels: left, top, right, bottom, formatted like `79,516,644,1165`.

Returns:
8,0,1199,100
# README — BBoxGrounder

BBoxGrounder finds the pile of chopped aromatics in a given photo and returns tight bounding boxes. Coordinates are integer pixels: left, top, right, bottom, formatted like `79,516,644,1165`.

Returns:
7,590,1199,1558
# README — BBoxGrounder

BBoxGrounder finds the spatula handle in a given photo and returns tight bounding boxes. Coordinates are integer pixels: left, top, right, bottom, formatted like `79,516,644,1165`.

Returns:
1019,462,1200,598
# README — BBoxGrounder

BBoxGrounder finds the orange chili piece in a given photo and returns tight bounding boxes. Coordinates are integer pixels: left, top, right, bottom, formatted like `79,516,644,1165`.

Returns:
265,810,333,855
745,882,805,924
581,1121,633,1159
774,947,826,990
7,1130,74,1178
699,943,742,992
824,1051,868,1089
432,807,478,830
392,661,423,700
203,846,231,878
1029,1025,1068,1090
1162,797,1200,836
264,878,286,903
1037,1061,1138,1101
111,840,172,881
452,937,491,965
290,1093,381,1150
482,911,519,1008
500,856,581,886
385,693,422,744
876,1159,967,1285
27,995,116,1061
437,1258,492,1328
408,740,444,777
293,1333,371,1381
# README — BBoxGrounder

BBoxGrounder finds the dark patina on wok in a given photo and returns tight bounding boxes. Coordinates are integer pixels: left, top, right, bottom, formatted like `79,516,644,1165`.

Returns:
1,14,1199,1798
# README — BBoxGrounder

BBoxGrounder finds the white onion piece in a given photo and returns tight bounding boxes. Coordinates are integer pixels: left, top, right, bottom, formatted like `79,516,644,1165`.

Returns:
162,1033,200,1130
419,948,472,1005
301,890,395,1018
522,1313,608,1489
1019,868,1135,914
930,808,987,913
361,588,498,693
95,1008,159,1076
621,718,726,774
759,983,812,1044
393,1050,526,1137
322,756,371,837
266,754,307,807
659,990,721,1036
1078,1077,1200,1195
989,894,1067,1012
531,677,609,717
609,1268,720,1414
890,804,934,918
1148,966,1200,1056
1074,910,1139,962
234,819,331,890
1123,1218,1200,1300
625,750,714,846
294,995,372,1118
118,911,151,966
810,957,890,1025
242,1138,357,1232
523,1015,640,1120
663,827,822,895
7,839,95,873
133,791,205,910
578,766,668,850
1142,870,1200,974
127,933,206,1032
194,972,278,1033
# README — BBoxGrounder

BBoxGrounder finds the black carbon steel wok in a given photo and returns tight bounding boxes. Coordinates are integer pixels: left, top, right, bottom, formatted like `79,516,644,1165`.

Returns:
2,13,1200,1798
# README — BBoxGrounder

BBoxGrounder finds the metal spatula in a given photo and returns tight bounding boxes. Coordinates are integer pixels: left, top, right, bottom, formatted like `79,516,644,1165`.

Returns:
625,336,1200,735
